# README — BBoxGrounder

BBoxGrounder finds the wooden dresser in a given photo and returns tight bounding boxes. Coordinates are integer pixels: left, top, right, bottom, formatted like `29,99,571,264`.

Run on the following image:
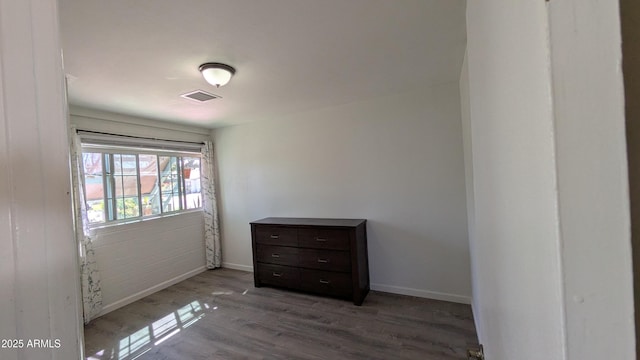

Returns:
250,217,369,305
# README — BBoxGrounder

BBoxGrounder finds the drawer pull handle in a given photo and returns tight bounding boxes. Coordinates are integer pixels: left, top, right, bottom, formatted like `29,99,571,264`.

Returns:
271,254,280,258
270,234,280,239
272,272,282,277
317,258,329,263
315,237,327,242
319,279,331,284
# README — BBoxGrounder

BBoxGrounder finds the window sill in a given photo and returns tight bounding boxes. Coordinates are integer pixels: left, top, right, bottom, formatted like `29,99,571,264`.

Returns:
88,209,203,231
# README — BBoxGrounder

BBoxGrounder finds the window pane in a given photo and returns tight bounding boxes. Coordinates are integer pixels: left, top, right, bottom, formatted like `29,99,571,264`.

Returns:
81,148,203,226
159,156,181,213
182,157,201,209
113,154,140,219
82,152,105,224
139,154,161,216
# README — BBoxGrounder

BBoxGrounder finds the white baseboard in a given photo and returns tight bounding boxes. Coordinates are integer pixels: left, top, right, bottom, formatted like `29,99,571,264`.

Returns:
97,266,206,317
370,283,472,304
222,262,253,272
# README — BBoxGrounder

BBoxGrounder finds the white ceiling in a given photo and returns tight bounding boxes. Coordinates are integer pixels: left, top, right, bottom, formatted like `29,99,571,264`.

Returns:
59,0,466,128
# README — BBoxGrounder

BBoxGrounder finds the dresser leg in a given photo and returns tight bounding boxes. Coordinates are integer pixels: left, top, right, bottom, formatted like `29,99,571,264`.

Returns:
353,288,369,305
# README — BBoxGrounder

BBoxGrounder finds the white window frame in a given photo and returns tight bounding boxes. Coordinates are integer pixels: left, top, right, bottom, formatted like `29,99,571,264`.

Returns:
78,131,204,228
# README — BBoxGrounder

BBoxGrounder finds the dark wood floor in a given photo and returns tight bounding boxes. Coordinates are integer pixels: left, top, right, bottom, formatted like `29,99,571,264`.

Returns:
84,269,477,360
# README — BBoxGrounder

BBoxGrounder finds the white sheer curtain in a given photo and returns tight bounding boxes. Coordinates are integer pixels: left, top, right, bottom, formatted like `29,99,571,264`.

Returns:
70,127,103,323
202,140,221,268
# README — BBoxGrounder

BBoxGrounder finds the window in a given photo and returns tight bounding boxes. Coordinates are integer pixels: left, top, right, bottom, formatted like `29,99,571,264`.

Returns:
81,148,202,226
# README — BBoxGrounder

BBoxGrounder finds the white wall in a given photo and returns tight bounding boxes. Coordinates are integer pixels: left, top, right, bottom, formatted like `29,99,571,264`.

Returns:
548,0,635,358
465,1,566,358
214,83,471,303
70,108,210,315
70,106,212,143
0,0,82,359
93,212,205,314
466,1,636,359
459,52,482,333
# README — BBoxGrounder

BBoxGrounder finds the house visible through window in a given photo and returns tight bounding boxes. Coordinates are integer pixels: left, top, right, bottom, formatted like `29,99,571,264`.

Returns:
82,148,202,225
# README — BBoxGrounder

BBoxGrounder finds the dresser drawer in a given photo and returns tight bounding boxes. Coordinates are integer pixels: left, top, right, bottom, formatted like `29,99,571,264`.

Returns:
300,269,352,297
298,228,350,250
255,226,297,246
256,245,298,266
298,249,351,272
257,264,300,288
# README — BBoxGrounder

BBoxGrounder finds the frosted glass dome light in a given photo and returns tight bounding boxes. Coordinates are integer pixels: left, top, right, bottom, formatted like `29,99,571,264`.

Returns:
199,63,236,88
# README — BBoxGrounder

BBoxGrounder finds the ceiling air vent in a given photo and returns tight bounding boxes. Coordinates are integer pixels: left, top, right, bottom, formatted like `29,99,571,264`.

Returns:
180,90,221,102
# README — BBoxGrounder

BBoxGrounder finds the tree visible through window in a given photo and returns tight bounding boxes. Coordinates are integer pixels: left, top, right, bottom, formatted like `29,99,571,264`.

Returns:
81,150,202,225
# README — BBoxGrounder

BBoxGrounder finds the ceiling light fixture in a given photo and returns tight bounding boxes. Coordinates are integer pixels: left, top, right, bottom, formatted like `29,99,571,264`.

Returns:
198,62,236,88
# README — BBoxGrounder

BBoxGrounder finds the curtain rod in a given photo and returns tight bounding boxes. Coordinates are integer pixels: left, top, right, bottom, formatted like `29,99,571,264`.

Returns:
75,129,205,145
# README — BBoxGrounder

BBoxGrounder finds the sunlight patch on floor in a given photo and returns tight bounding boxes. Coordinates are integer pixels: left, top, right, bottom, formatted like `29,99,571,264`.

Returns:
211,290,233,296
118,327,150,358
88,300,208,360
